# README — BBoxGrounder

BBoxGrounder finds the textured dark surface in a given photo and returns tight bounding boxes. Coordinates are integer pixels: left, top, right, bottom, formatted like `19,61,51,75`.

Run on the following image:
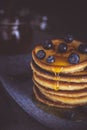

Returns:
0,82,50,130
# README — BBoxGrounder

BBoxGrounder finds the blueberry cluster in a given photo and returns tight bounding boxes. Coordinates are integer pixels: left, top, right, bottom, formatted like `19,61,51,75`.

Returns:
36,34,87,64
58,34,73,53
36,40,55,63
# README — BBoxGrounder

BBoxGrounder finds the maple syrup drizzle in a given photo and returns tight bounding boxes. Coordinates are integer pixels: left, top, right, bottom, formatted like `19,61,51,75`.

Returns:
55,72,59,91
54,67,64,91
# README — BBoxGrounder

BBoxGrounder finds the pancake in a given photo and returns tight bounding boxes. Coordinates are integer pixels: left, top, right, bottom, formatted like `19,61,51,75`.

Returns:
39,87,87,106
33,79,87,98
32,39,87,73
33,86,75,108
33,72,87,91
31,60,87,83
31,37,87,108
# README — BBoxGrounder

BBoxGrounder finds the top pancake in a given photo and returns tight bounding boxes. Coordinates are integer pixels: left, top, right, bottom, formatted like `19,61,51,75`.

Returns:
32,39,87,73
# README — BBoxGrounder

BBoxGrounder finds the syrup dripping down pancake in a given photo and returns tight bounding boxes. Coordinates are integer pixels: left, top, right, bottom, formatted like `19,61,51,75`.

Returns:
31,37,87,108
31,60,87,83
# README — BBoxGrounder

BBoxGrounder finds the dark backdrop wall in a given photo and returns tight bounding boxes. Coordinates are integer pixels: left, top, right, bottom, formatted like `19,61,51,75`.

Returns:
0,0,87,41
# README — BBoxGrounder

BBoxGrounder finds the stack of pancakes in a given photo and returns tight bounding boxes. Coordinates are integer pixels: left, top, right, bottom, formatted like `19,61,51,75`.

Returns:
31,38,87,108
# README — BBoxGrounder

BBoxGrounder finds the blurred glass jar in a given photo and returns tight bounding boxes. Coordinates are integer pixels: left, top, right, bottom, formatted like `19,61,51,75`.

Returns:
0,9,33,55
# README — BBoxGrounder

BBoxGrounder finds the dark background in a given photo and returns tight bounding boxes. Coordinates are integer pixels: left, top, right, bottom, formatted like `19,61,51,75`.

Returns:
0,0,87,41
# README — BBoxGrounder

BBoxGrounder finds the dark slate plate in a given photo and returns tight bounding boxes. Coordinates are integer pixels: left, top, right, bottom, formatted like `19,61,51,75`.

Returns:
0,54,87,130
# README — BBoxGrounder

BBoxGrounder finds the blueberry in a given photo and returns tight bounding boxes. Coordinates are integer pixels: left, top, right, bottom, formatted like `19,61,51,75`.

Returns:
78,44,87,54
64,34,74,43
36,50,46,59
42,40,53,49
68,53,80,64
46,56,55,63
58,43,67,53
